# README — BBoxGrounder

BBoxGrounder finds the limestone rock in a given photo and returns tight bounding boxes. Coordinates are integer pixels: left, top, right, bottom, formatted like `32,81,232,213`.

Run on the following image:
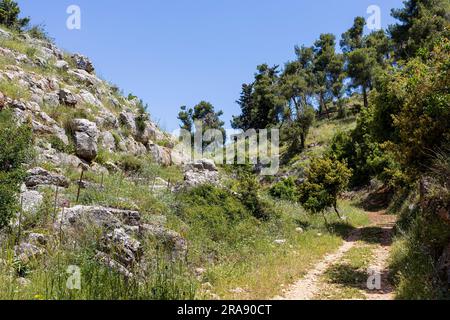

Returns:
71,119,99,162
119,111,137,135
71,54,94,73
14,243,44,264
54,60,69,71
0,27,11,39
149,144,172,166
20,187,43,214
59,88,77,106
101,228,142,267
25,167,70,188
60,206,141,230
79,89,103,108
181,159,220,188
100,131,116,152
27,233,48,246
95,251,134,278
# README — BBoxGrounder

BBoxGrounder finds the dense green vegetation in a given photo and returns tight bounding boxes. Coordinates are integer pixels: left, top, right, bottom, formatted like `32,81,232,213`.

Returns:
0,0,29,30
230,0,450,299
0,111,33,228
1,0,450,300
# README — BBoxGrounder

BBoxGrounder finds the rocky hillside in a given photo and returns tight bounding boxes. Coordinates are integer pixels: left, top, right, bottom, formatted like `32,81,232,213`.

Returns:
0,26,182,169
0,26,216,287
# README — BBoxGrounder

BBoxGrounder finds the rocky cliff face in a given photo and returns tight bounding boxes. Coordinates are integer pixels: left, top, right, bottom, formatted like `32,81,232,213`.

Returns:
0,27,223,279
0,26,177,169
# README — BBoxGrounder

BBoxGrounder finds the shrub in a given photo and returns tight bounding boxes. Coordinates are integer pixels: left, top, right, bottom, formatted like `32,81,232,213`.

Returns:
95,148,111,166
328,107,397,187
298,156,352,220
237,170,273,220
177,184,259,262
0,110,32,228
135,100,149,133
26,24,53,42
269,177,298,201
47,134,74,154
117,155,144,173
372,38,450,175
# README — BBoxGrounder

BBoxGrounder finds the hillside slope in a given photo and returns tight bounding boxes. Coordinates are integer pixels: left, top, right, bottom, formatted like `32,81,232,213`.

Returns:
0,27,373,299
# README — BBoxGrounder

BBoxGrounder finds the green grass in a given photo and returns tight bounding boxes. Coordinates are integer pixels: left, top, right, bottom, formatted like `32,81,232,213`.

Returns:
0,237,197,300
0,38,37,59
0,78,31,100
174,187,370,300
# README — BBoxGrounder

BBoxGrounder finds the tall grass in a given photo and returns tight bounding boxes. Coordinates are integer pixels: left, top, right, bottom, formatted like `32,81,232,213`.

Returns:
0,242,197,300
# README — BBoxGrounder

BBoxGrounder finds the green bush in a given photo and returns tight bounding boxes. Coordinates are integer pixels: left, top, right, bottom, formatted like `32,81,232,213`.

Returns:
117,154,144,173
237,171,274,220
0,110,33,228
372,38,450,175
298,156,352,219
328,125,392,187
269,177,298,202
47,134,75,154
177,184,260,262
26,24,53,42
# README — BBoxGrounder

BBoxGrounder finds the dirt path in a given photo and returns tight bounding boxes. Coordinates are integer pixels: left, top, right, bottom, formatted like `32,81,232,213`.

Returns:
274,211,396,300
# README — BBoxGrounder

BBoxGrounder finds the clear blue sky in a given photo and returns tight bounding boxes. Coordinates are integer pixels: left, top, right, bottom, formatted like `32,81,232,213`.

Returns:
17,0,404,132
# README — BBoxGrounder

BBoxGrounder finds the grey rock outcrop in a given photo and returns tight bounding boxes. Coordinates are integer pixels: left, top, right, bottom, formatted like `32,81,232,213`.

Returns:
20,186,43,214
14,243,45,264
71,119,99,162
25,167,70,188
182,159,219,188
101,228,142,267
59,88,77,106
57,205,186,275
54,60,69,71
149,144,172,166
60,206,141,230
72,54,94,73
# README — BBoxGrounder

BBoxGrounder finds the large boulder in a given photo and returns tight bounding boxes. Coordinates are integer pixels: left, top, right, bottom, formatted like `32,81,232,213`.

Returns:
118,137,147,156
149,144,172,166
0,27,11,39
59,88,77,106
181,159,219,188
25,167,70,188
67,69,101,86
71,119,99,162
135,121,165,145
119,111,137,135
60,206,141,230
54,60,69,71
79,89,103,108
71,54,95,73
99,131,116,152
95,251,133,278
43,92,60,107
14,243,45,264
20,185,43,214
101,228,142,267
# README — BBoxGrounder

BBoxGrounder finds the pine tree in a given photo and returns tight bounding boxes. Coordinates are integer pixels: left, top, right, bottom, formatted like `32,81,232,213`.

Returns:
0,0,29,30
